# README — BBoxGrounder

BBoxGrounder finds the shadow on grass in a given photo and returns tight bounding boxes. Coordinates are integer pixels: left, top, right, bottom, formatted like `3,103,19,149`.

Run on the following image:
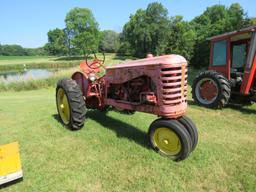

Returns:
113,55,135,61
87,110,150,149
54,56,85,61
227,104,256,115
188,99,256,114
52,114,62,124
187,99,198,107
0,178,23,190
52,114,80,132
52,111,150,149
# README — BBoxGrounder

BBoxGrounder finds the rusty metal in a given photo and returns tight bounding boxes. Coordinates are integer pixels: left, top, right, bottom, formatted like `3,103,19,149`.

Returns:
72,54,188,119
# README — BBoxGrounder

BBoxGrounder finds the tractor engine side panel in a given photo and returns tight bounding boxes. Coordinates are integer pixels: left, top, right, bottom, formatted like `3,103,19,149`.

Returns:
104,62,187,119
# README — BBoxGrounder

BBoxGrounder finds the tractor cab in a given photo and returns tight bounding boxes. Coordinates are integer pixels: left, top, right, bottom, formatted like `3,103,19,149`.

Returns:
192,26,256,108
208,26,256,93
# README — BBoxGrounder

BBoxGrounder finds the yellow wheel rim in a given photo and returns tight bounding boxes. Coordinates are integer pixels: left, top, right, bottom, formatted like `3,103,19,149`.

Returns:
153,128,181,156
57,88,70,124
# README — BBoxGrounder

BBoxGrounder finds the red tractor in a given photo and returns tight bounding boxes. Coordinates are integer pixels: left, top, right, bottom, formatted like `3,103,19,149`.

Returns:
192,26,256,108
56,53,198,161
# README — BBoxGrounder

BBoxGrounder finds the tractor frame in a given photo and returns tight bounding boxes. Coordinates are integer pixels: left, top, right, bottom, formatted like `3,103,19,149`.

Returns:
56,53,198,161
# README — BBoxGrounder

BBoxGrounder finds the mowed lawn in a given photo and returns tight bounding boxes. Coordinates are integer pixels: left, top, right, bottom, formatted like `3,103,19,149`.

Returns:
0,87,256,192
0,54,130,66
0,56,58,65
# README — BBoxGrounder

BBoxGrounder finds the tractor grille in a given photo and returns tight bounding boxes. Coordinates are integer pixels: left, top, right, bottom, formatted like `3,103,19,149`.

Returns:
160,65,187,105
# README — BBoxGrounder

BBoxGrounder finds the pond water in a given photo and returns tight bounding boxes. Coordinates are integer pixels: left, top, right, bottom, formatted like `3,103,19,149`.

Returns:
0,69,57,83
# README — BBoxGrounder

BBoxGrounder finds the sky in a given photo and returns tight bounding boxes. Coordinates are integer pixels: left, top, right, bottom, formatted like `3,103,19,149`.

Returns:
0,0,255,48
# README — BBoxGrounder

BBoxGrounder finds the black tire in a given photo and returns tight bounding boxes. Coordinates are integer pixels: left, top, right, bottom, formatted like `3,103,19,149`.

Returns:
177,116,198,152
192,71,231,109
56,78,86,130
148,119,192,161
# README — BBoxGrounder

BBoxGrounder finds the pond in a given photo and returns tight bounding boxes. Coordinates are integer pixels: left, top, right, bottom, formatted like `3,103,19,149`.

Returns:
0,69,58,83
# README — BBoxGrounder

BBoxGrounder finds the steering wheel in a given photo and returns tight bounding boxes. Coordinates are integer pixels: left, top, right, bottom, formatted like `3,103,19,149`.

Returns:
85,53,105,70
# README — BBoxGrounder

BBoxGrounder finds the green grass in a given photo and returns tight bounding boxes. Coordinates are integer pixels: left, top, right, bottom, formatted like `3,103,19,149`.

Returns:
0,87,256,191
0,56,58,65
0,56,80,71
0,54,132,72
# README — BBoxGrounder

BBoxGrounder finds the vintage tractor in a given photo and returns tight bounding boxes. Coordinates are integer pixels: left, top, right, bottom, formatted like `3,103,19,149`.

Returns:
56,53,198,161
192,26,256,108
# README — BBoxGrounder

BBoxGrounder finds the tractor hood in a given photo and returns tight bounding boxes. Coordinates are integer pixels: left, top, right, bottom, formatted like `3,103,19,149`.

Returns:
106,54,187,69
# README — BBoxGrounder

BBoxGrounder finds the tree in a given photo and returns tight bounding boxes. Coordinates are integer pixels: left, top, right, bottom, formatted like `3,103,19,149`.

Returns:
121,2,169,57
99,30,120,53
251,17,256,25
0,44,27,56
190,3,251,68
65,7,100,56
158,16,196,62
45,28,68,55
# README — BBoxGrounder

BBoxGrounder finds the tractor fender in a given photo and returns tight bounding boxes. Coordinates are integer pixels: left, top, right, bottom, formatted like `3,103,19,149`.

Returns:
71,71,89,97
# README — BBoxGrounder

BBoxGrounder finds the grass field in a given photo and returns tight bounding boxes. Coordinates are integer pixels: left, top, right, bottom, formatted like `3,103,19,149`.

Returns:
0,56,58,65
0,56,80,72
0,54,132,72
0,87,256,192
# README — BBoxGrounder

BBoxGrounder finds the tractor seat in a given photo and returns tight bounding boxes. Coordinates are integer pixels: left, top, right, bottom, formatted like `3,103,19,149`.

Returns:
230,68,244,86
231,68,244,77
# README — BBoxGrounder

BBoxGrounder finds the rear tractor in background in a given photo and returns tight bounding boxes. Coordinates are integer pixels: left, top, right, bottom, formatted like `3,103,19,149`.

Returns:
192,26,256,108
56,53,198,161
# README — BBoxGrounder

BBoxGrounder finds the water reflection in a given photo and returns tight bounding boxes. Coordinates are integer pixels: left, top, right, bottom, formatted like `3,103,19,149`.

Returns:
0,69,56,83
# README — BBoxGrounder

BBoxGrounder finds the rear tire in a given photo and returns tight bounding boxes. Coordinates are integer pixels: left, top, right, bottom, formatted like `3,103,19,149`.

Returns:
192,71,231,109
148,119,192,161
56,78,86,130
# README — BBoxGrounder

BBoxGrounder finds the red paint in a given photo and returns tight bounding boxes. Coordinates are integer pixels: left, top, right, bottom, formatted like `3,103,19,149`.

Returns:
199,81,218,101
241,55,256,94
208,26,256,96
72,54,188,119
209,39,231,79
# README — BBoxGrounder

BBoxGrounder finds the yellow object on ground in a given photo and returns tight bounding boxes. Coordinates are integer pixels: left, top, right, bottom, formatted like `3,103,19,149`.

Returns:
0,142,23,185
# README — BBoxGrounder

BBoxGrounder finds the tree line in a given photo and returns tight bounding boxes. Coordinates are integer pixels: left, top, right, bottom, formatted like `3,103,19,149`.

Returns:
0,44,46,56
44,2,255,68
1,2,255,68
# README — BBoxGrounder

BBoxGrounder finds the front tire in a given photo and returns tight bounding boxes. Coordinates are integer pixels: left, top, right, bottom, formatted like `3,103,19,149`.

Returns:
148,119,192,161
177,116,198,152
56,78,86,130
192,71,231,109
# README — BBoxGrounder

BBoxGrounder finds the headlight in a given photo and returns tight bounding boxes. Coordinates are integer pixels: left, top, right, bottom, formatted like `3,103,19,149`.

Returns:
89,73,96,81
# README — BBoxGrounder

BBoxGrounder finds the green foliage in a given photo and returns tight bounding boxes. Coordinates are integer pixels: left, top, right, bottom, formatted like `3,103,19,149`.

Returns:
157,16,196,62
121,3,169,57
191,4,251,68
44,28,68,56
120,2,254,68
0,44,27,56
251,17,256,25
99,30,120,53
65,7,100,55
25,47,47,56
0,44,46,56
121,3,195,61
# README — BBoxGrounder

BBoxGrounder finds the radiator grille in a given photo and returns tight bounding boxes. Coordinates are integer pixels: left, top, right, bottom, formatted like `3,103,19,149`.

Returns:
161,65,187,105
